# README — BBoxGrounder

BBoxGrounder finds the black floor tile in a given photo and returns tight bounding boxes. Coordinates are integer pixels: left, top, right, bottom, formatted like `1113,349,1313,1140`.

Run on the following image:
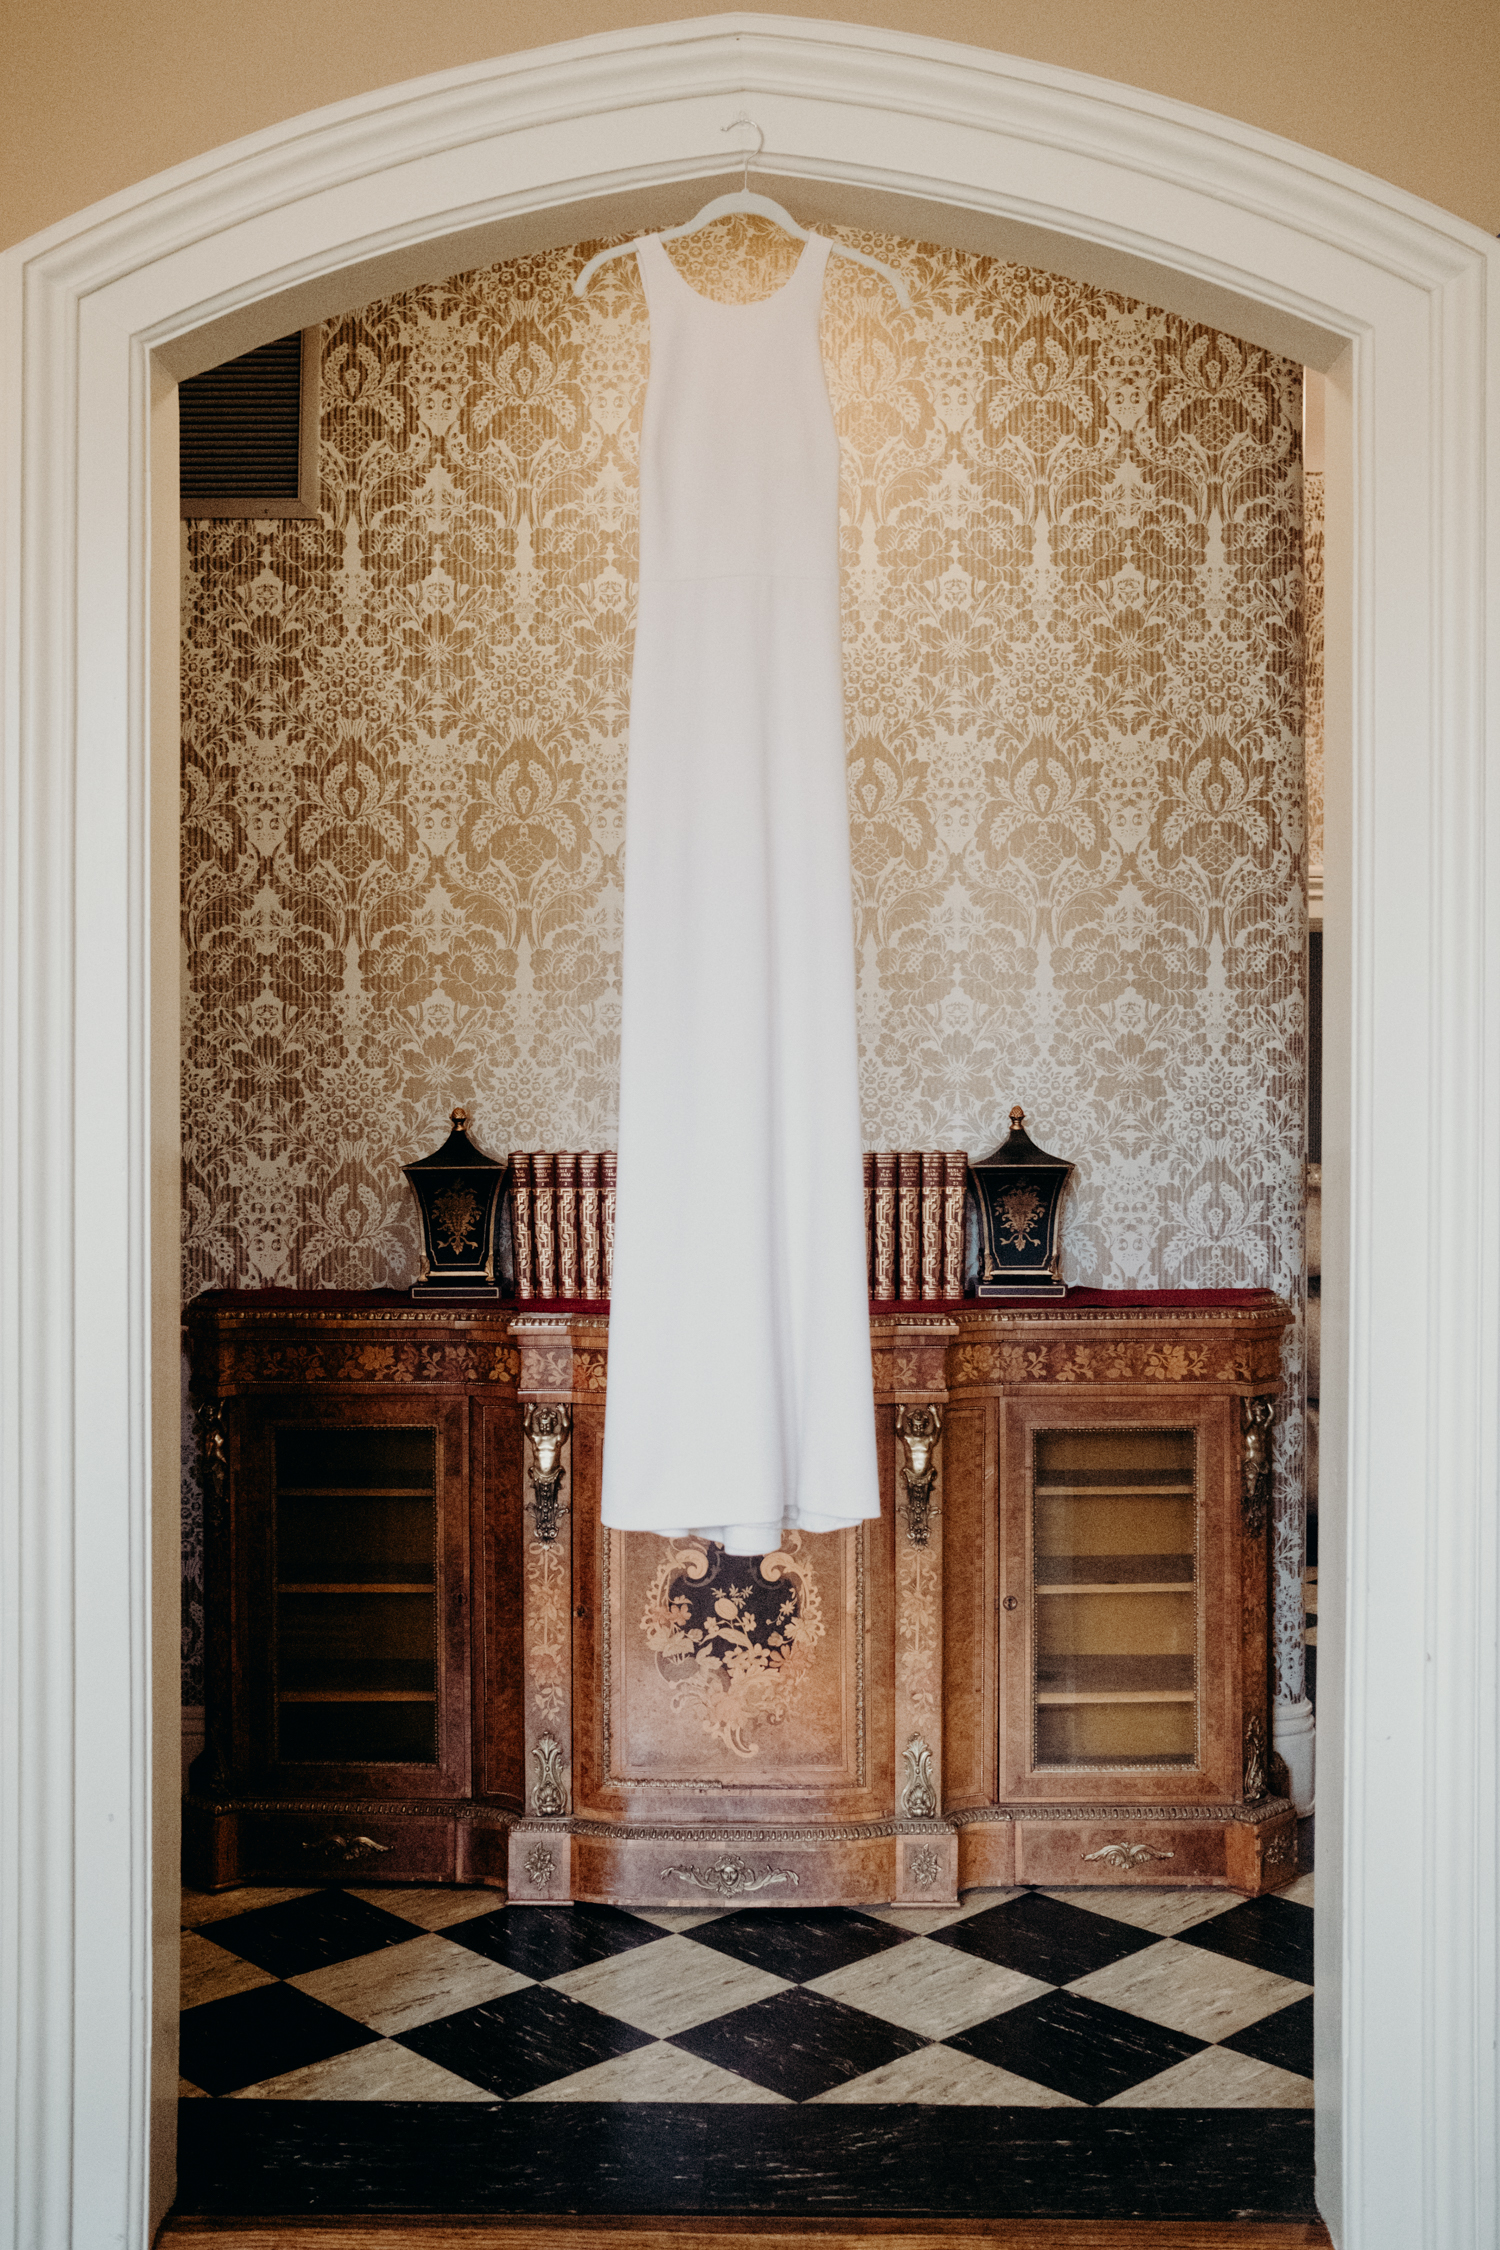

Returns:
929,1891,1157,1986
445,1903,665,1982
176,2101,707,2215
174,2100,1317,2219
201,1889,426,1979
683,1906,911,1984
946,1989,1206,2105
178,1982,380,2097
1175,1895,1314,1986
697,2105,1318,2219
1221,1993,1315,2080
668,1984,926,2101
396,1983,654,2100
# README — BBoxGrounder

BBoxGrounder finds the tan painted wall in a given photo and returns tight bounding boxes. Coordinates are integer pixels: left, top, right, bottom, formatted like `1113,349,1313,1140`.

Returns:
5,1,1498,254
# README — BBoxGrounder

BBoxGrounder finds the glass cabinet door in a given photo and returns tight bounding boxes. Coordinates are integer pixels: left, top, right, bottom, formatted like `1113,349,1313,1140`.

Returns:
1031,1426,1197,1769
274,1424,439,1766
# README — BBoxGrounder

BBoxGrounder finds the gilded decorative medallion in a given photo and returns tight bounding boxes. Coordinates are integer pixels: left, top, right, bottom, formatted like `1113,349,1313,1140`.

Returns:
639,1534,826,1760
996,1185,1044,1254
430,1184,481,1256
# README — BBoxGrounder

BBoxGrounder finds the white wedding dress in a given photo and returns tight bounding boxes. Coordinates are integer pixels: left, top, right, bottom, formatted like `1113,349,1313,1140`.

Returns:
600,232,880,1552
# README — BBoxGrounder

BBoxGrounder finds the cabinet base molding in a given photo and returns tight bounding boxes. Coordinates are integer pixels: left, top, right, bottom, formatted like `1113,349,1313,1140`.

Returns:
952,1802,1296,1895
1005,1803,1296,1889
185,1794,1295,1900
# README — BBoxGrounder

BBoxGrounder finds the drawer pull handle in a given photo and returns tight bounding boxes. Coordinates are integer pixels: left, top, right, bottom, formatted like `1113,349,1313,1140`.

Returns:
302,1833,393,1863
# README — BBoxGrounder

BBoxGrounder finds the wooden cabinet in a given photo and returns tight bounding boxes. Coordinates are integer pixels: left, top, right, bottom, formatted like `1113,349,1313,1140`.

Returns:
185,1287,1295,1900
185,1296,521,1888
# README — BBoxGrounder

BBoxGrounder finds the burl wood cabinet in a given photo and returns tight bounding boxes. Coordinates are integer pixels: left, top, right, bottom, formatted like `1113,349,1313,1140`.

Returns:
184,1287,1296,1901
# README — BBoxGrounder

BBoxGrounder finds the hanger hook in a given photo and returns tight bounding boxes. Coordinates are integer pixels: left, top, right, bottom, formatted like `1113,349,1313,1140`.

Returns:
722,112,765,196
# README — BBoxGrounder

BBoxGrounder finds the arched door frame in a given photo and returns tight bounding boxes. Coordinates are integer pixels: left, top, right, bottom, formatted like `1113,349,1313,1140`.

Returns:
1,16,1495,2247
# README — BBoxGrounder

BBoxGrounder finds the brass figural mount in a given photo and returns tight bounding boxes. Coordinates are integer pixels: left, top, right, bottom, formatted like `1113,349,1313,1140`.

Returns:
524,1402,572,1544
895,1404,942,1545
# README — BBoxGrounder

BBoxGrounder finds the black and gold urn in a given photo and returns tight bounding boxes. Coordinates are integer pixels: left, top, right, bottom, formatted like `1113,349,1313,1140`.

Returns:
403,1107,505,1300
969,1105,1074,1298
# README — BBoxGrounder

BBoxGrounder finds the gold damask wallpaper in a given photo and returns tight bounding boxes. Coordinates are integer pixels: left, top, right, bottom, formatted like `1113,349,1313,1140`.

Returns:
181,222,1306,1701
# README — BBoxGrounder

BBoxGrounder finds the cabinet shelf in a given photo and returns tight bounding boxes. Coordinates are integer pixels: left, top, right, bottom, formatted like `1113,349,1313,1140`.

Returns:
1037,1689,1196,1705
277,1581,435,1594
1036,1553,1193,1586
278,1690,436,1703
276,1486,432,1498
1038,1582,1191,1596
1034,1482,1194,1496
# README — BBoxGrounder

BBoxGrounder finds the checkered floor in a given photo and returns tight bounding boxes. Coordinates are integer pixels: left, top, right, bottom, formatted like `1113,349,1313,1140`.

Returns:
180,1876,1313,2110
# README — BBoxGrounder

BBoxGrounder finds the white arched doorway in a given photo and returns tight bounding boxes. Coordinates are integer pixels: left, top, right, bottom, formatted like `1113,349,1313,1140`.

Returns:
1,17,1495,2248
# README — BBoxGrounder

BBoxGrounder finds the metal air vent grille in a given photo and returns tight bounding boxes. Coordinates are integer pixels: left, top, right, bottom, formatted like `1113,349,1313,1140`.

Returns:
179,329,319,517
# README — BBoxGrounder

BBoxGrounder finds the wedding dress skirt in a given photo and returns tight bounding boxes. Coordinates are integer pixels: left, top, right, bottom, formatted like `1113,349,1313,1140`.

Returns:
599,233,880,1553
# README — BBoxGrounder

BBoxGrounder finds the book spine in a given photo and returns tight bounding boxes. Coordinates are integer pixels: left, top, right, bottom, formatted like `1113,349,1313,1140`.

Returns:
863,1151,875,1296
943,1150,967,1301
873,1152,897,1299
532,1152,557,1299
578,1152,601,1300
921,1150,944,1300
509,1152,534,1300
600,1151,617,1297
898,1151,922,1302
555,1151,579,1298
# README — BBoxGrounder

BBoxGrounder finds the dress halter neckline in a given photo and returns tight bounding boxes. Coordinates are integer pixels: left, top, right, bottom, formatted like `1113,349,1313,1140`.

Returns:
642,230,823,309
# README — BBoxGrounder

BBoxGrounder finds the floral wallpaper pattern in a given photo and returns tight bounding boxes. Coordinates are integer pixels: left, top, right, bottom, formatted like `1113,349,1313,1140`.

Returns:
181,222,1306,1708
1303,471,1324,889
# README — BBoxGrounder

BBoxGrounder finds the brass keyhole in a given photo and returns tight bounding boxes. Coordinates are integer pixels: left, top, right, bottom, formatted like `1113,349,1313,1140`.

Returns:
1002,1595,1019,1612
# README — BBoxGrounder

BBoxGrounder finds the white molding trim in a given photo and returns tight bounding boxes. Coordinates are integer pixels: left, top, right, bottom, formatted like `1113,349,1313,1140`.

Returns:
1,17,1495,2246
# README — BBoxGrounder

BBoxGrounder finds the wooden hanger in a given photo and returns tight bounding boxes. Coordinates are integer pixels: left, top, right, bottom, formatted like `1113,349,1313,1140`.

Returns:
573,116,913,309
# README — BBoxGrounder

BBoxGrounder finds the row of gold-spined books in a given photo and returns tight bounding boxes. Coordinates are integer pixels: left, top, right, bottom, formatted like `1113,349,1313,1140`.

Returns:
865,1149,968,1303
507,1146,967,1303
509,1150,615,1301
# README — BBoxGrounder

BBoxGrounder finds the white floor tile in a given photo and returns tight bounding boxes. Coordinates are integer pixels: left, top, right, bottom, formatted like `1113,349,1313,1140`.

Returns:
179,1929,277,2011
629,1907,729,1932
1069,1936,1311,2042
180,1885,316,1929
865,1890,1024,1935
807,1936,1050,2039
346,1885,504,1930
229,2038,496,2102
1104,2044,1315,2108
512,2040,788,2102
812,2044,1082,2106
289,1932,532,2033
547,1933,788,2036
1044,1885,1244,1936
